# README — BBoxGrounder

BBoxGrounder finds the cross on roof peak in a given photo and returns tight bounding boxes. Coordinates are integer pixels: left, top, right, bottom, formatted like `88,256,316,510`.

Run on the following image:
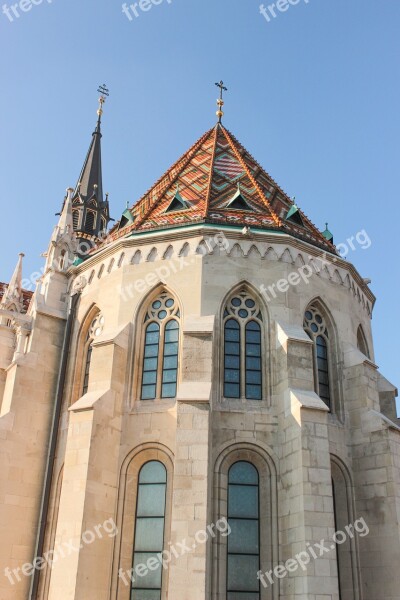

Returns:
215,80,228,123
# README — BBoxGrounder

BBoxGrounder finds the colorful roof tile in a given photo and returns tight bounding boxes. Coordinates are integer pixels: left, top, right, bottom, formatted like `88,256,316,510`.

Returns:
105,123,334,252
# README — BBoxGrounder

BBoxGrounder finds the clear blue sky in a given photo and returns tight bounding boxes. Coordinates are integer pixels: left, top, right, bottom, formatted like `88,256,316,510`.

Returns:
1,0,399,392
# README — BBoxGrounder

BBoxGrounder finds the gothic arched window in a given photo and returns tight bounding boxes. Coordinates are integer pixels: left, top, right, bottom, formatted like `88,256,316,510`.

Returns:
357,325,370,359
72,210,80,230
141,291,180,400
227,461,260,598
223,289,263,400
82,313,104,395
304,305,332,409
131,461,167,599
85,210,96,232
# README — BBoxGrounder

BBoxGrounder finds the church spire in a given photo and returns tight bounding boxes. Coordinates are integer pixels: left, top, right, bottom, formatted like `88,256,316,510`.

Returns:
71,85,110,245
1,253,24,311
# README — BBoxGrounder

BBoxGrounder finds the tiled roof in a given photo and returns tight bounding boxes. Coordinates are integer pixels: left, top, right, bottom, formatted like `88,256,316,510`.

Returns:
0,283,33,313
104,123,334,252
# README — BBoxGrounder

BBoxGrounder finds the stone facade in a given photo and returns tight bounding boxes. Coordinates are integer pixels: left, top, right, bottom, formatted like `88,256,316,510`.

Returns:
0,126,399,600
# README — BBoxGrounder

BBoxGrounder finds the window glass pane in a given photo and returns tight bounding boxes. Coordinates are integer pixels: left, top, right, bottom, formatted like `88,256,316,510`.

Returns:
161,382,177,398
227,555,260,592
225,328,241,342
140,462,166,484
229,462,258,485
245,385,262,400
145,331,160,345
143,357,158,371
246,344,261,357
227,593,259,600
135,518,165,551
318,370,329,385
162,369,177,383
225,355,240,369
137,484,166,516
165,321,179,342
142,371,157,385
225,369,240,383
246,357,261,371
224,383,240,399
246,371,261,385
132,553,163,588
144,344,159,358
163,342,178,356
245,330,261,343
225,342,240,356
141,385,156,400
131,590,161,600
228,519,259,554
163,355,178,369
228,485,258,518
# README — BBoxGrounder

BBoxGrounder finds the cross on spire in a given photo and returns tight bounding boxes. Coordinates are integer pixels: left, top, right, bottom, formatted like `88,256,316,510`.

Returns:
215,80,228,123
97,84,109,122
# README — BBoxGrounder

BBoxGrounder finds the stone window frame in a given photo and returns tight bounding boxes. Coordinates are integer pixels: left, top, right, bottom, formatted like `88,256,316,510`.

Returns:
331,455,361,600
67,305,103,405
212,443,279,600
111,444,174,600
131,286,183,408
303,298,343,419
356,324,370,359
214,282,271,408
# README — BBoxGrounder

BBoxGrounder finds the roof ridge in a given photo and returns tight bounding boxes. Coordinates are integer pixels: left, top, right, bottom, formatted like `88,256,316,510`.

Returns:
203,124,219,218
221,126,282,227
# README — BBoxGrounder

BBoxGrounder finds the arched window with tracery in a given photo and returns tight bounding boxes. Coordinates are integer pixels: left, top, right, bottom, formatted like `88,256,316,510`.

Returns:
140,291,180,401
304,304,332,410
82,313,104,395
223,289,263,401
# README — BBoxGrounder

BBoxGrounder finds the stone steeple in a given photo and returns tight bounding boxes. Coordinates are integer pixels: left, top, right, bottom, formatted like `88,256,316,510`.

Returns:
0,253,25,312
71,88,111,247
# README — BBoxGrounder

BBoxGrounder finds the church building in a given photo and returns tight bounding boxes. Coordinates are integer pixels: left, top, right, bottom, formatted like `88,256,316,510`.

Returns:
0,86,399,600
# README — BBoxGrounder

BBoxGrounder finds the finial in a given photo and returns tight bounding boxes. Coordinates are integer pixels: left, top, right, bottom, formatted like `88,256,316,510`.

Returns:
126,200,129,209
215,80,228,123
97,84,109,122
325,222,329,229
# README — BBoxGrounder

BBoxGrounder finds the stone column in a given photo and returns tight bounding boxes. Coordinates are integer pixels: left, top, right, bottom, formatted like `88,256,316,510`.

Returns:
346,362,400,600
276,322,340,600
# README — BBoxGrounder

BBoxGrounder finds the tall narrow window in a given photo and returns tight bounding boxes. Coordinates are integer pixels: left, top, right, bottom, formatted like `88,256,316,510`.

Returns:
304,305,332,409
223,289,263,400
132,461,167,600
81,313,104,395
73,210,80,230
227,461,260,599
357,325,370,358
82,344,93,395
140,292,180,401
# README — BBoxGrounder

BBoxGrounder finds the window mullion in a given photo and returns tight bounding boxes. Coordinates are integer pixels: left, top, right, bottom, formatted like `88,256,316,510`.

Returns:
240,322,245,399
156,324,165,399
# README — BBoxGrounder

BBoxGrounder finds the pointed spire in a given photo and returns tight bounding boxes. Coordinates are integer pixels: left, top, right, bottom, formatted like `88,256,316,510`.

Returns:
54,188,74,240
1,253,24,310
322,222,334,243
73,113,104,204
71,86,111,243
